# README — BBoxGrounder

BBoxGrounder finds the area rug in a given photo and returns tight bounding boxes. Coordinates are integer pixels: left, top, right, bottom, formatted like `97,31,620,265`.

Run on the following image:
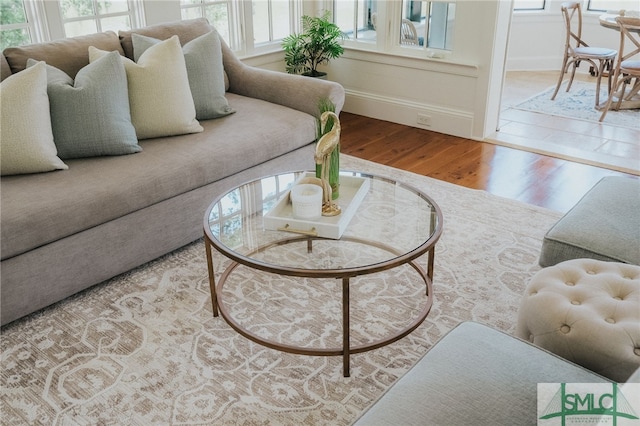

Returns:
1,156,563,425
514,81,640,130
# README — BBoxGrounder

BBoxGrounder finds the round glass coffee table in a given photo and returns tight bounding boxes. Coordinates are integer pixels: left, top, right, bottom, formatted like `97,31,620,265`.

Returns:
203,170,443,376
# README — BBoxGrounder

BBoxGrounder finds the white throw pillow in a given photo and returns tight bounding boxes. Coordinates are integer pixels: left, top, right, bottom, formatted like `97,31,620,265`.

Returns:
89,35,203,140
0,62,68,175
132,31,234,120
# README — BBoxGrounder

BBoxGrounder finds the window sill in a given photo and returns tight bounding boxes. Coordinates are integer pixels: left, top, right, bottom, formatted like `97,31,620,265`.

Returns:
342,47,479,77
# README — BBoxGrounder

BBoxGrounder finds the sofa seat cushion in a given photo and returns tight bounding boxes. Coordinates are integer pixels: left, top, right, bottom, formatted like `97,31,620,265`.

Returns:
0,93,316,260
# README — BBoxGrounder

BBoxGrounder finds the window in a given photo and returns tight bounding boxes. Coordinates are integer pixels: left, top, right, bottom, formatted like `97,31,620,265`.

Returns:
181,0,299,55
587,1,631,12
335,0,374,44
1,1,143,49
513,0,545,11
58,0,141,37
181,0,233,43
251,0,292,45
0,0,42,50
335,1,456,54
400,1,455,51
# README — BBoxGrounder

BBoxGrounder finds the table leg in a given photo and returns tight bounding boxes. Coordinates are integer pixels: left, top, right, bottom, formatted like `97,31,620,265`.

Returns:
426,248,435,295
205,237,219,317
342,277,350,377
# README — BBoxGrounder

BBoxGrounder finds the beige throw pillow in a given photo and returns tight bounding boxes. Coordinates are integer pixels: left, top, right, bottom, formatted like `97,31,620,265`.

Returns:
0,62,68,175
132,31,234,120
89,35,203,140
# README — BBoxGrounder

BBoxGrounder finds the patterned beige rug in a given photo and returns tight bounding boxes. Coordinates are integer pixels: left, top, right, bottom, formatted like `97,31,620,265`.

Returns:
1,156,563,425
514,82,640,130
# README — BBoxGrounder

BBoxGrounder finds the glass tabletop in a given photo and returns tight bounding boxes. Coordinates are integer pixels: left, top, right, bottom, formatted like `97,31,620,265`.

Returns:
204,170,442,277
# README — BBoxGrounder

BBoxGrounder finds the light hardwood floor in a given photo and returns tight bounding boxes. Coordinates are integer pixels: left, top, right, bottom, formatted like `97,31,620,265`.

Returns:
340,71,638,214
340,111,636,214
489,71,640,174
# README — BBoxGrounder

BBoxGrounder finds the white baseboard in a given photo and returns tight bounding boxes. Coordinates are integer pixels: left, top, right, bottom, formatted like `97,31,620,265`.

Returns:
343,90,475,139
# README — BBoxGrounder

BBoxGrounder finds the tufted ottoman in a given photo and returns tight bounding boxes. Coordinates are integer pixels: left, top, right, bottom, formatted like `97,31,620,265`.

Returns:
516,258,640,382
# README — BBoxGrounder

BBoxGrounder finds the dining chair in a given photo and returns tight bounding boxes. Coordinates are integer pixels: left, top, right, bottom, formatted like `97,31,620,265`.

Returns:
400,19,419,46
551,2,617,107
599,16,640,122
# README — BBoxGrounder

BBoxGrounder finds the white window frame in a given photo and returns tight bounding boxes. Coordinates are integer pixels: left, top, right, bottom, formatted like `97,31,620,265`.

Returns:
513,0,546,11
0,1,49,46
42,0,145,40
586,0,633,12
334,1,456,60
180,0,301,56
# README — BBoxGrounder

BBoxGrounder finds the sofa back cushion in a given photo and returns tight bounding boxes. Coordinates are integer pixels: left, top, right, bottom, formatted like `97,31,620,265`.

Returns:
3,31,123,79
119,18,211,59
1,54,11,81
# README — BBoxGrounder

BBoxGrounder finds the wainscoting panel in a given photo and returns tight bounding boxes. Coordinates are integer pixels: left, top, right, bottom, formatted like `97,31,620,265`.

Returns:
344,89,475,139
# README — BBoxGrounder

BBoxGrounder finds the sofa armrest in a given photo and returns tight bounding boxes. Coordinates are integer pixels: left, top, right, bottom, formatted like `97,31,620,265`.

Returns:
220,39,345,118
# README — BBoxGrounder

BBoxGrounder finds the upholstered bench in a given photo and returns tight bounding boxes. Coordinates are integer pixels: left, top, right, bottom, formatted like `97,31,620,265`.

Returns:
352,322,617,425
516,258,640,382
539,176,640,267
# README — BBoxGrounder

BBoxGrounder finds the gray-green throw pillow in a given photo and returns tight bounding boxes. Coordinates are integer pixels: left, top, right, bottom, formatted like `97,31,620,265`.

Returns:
132,31,234,120
27,51,140,159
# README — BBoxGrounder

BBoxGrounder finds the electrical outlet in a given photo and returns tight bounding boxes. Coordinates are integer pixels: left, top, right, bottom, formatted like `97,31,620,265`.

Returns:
417,114,432,126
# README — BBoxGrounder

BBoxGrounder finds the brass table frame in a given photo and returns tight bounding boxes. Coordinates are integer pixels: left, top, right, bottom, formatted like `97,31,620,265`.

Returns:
203,172,443,377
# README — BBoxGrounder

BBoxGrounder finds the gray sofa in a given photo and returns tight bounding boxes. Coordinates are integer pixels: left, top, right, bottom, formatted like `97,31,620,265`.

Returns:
539,176,640,267
0,19,344,325
353,321,639,425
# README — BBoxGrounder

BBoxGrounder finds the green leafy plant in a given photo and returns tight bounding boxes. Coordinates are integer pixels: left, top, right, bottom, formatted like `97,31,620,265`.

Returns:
282,11,346,77
316,97,336,137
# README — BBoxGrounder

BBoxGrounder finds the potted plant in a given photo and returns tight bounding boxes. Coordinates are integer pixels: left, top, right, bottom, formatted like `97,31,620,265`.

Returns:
282,11,346,78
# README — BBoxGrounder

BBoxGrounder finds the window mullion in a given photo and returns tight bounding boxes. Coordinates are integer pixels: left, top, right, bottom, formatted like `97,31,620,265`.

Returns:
24,0,49,42
268,0,274,43
236,0,249,55
352,0,358,40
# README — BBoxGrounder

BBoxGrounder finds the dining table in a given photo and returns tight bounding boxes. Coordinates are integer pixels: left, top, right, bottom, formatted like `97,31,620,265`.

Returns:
597,12,640,111
598,11,640,31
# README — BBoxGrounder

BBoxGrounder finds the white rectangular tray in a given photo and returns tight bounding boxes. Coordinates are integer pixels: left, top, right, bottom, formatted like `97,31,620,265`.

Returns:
264,172,370,239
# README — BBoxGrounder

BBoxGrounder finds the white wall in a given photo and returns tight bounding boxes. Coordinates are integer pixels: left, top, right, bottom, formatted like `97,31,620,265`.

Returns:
324,1,513,140
506,0,630,71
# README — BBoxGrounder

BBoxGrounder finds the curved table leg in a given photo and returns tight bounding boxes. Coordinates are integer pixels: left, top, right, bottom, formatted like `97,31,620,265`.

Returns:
205,236,219,317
